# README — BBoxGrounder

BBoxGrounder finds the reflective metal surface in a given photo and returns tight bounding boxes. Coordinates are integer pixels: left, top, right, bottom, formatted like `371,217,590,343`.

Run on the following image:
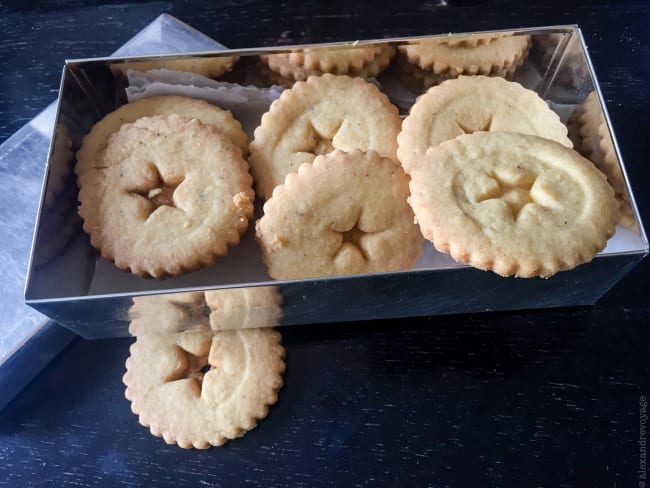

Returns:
24,25,649,339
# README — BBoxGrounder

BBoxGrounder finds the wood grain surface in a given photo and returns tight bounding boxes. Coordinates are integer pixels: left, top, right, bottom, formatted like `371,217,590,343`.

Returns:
0,1,648,486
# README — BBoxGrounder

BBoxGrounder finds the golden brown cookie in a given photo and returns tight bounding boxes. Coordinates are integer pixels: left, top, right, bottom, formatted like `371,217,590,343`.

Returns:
77,114,254,278
129,292,209,335
397,76,572,172
436,32,512,48
76,95,249,180
256,149,423,280
249,74,402,200
259,44,395,86
568,91,637,230
129,287,283,335
111,55,239,79
397,35,530,76
205,286,283,331
393,40,529,92
124,323,285,448
408,132,618,278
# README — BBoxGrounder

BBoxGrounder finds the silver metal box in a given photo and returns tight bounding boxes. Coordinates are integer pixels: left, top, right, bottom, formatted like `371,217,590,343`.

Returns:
25,25,648,339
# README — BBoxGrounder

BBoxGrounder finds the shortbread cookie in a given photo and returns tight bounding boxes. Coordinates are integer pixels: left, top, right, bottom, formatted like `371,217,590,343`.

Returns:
77,115,254,278
256,149,423,279
398,35,530,75
129,287,283,335
393,44,528,92
436,32,511,48
249,74,402,199
129,292,210,335
259,44,394,86
124,325,285,448
205,286,283,331
111,55,239,79
568,91,636,229
397,76,572,172
76,95,248,179
408,132,618,278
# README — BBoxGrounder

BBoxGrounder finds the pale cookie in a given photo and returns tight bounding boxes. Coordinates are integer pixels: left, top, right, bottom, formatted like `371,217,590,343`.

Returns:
597,121,637,229
77,115,254,278
249,74,402,200
111,55,239,79
259,44,394,84
393,43,528,92
397,35,530,74
205,286,283,331
568,91,636,230
124,325,285,448
408,132,618,278
76,95,248,179
436,32,512,48
129,288,283,335
397,76,572,173
256,149,423,280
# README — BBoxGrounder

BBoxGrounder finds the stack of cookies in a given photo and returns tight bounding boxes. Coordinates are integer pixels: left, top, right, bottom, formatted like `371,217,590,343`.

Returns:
397,75,618,277
259,44,395,87
124,287,285,448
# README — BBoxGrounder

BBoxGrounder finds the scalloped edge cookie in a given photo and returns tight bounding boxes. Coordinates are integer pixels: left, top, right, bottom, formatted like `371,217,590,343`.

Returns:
408,132,618,278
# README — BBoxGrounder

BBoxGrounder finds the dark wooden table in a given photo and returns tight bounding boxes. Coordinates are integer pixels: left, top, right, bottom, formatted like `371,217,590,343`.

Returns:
1,1,649,486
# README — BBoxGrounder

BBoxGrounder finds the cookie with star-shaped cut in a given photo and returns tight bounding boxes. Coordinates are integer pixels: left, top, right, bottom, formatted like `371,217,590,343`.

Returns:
124,290,285,448
397,76,573,173
248,74,402,200
408,132,618,278
77,114,254,278
256,149,423,279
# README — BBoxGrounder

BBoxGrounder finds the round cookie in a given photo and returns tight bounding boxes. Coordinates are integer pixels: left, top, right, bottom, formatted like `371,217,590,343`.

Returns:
77,114,255,278
256,149,423,280
129,287,283,335
393,45,528,92
124,325,285,449
408,132,618,278
397,76,572,172
111,55,239,79
205,286,283,331
435,32,512,48
76,95,249,179
397,35,530,75
249,74,402,200
568,91,636,230
259,44,394,86
129,292,210,336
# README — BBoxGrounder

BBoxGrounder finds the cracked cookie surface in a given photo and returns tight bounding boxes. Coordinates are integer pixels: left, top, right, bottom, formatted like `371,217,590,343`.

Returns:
76,95,249,181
